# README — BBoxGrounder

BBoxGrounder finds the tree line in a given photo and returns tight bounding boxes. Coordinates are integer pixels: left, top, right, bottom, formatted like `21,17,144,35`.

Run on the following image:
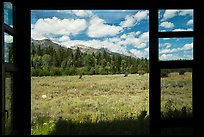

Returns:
31,45,149,76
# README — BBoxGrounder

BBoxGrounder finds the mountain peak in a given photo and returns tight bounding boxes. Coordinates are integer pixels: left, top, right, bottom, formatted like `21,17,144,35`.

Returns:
31,39,137,58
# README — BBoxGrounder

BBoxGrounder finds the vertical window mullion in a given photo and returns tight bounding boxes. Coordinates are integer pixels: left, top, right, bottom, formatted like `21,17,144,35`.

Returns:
149,8,160,135
1,1,5,135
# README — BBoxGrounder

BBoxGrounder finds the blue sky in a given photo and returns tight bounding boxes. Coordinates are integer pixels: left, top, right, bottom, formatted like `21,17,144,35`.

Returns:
31,9,193,60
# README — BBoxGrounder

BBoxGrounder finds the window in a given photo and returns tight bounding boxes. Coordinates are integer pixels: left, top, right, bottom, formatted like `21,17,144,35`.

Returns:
4,32,14,63
158,9,194,135
161,68,193,119
4,2,13,28
1,1,17,135
159,38,193,61
31,10,150,135
1,0,202,136
159,9,193,32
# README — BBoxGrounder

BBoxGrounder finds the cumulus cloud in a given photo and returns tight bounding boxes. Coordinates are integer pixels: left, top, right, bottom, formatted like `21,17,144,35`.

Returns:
118,31,149,49
72,10,93,17
160,21,175,28
161,9,193,21
139,32,149,43
120,15,136,28
60,37,133,57
187,19,193,26
134,10,149,21
120,10,148,28
87,16,123,38
59,35,70,42
59,31,149,58
130,48,149,58
160,42,193,54
160,48,178,54
160,54,173,60
182,43,193,50
31,17,87,40
161,10,179,21
120,31,141,39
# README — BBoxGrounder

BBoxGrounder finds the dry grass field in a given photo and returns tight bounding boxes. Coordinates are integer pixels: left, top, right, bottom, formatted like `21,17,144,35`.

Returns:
31,72,192,135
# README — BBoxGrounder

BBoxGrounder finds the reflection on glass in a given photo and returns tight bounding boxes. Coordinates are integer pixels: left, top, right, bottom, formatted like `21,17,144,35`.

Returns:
4,2,13,28
159,38,193,61
5,72,14,135
161,68,192,119
4,33,14,63
159,9,193,32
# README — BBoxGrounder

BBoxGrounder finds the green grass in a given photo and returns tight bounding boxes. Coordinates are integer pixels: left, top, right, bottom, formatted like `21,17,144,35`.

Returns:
31,73,192,135
161,72,192,118
31,74,149,135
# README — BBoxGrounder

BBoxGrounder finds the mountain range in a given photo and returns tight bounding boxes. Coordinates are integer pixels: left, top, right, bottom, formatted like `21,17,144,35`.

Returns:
31,39,137,58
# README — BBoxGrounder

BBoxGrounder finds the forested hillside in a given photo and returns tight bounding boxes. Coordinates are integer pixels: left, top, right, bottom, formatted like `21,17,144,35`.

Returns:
31,39,149,76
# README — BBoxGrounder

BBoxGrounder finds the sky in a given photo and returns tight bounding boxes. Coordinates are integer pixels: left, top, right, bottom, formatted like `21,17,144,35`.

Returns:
30,9,193,60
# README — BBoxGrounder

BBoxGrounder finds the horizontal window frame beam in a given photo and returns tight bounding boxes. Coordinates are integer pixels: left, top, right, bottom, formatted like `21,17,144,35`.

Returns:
4,23,16,36
159,60,193,69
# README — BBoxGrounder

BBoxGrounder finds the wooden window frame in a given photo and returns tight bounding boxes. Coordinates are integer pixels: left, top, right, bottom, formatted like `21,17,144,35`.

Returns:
1,0,203,135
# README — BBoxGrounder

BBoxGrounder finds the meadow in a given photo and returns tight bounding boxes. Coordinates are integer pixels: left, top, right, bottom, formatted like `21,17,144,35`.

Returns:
31,72,192,135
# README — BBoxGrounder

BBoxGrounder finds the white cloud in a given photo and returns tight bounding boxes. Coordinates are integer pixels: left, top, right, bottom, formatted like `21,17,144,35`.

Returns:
60,37,133,57
139,32,149,43
71,10,93,17
87,16,123,38
173,28,193,31
31,17,87,40
163,38,170,40
182,43,193,50
31,29,47,40
134,10,149,22
130,48,149,58
162,10,179,21
160,48,180,54
120,15,136,28
160,54,173,60
160,21,175,28
118,31,149,49
187,19,193,26
161,43,171,48
120,31,141,39
59,35,70,42
57,10,72,14
120,10,148,28
144,47,149,52
59,31,149,58
160,42,193,54
161,10,193,21
178,10,193,16
31,24,34,29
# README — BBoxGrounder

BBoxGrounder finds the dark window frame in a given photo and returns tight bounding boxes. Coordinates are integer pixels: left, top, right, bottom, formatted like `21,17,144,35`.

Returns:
1,0,203,135
1,1,19,135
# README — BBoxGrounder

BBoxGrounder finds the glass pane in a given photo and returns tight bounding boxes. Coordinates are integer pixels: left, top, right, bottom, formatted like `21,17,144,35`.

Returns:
161,68,192,119
5,72,14,135
159,9,193,32
31,10,150,135
159,38,193,61
4,2,13,28
4,33,14,63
